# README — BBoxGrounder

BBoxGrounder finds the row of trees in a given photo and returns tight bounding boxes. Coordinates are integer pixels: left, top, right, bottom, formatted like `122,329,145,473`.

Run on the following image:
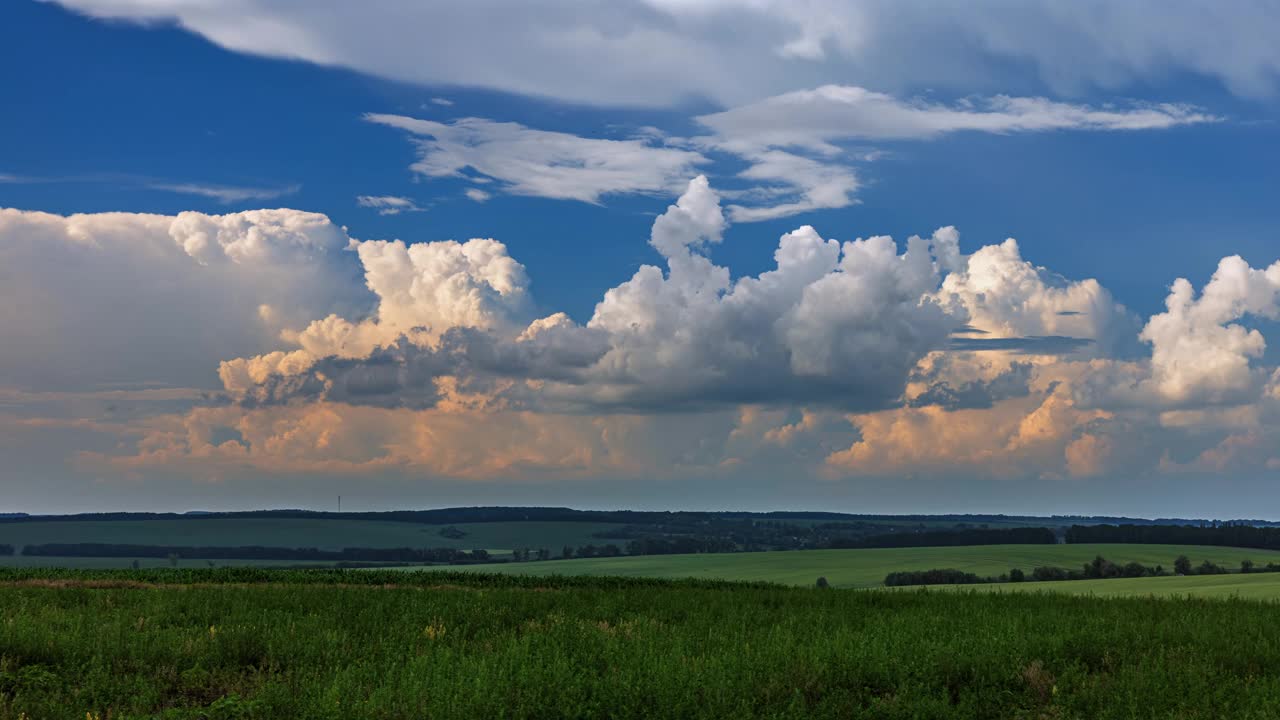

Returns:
0,544,12,556
831,527,1056,549
883,569,986,586
1065,524,1280,550
21,543,494,564
882,555,1280,587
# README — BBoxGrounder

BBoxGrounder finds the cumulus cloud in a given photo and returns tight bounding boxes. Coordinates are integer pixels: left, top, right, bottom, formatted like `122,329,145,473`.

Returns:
0,207,369,390
364,114,708,204
10,178,1280,487
217,177,965,412
47,1,1280,106
937,237,1140,357
1136,255,1280,406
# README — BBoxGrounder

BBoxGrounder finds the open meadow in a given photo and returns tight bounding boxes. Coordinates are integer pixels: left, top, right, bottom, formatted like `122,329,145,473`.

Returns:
395,543,1280,589
2,567,1280,719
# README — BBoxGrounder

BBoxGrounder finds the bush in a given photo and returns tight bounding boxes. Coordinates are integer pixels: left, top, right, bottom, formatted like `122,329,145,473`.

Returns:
1009,568,1025,583
883,568,986,587
816,576,829,589
1031,566,1070,582
1120,562,1150,578
1196,560,1227,575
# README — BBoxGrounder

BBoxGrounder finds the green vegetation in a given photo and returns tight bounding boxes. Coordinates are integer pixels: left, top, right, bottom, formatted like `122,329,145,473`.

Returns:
398,543,1280,589
4,567,1280,718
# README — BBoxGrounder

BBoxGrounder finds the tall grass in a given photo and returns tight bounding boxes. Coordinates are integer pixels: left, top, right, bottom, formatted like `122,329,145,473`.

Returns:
2,568,1279,718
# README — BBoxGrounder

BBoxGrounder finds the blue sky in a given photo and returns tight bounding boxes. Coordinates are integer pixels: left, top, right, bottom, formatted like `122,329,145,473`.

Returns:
3,1,1280,515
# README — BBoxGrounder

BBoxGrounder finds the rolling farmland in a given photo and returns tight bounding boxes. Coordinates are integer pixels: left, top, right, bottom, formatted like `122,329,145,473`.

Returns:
397,543,1280,589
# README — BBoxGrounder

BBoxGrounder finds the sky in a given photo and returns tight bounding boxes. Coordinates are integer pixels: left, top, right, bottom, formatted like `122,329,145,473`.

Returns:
3,1,1280,517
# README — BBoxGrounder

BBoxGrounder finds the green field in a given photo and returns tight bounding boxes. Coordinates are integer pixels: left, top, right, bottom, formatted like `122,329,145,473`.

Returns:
3,567,1280,719
397,544,1280,588
0,518,623,557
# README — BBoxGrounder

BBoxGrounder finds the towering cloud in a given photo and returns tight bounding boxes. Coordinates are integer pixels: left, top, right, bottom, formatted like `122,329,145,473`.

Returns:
0,207,368,391
6,176,1280,488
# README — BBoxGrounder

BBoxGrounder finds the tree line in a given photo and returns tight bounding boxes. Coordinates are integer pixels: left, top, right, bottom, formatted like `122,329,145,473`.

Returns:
1065,524,1280,549
0,544,12,556
21,543,492,564
882,554,1280,587
832,527,1055,549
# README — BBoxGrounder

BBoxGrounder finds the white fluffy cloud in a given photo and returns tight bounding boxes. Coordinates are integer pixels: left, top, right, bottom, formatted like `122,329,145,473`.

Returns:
218,177,963,412
939,237,1140,357
47,1,1280,106
1136,255,1280,406
0,207,369,390
9,178,1280,488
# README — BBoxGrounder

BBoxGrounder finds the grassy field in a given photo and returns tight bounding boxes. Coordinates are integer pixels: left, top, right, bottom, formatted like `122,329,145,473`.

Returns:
396,543,1280,588
0,518,623,556
3,567,1280,718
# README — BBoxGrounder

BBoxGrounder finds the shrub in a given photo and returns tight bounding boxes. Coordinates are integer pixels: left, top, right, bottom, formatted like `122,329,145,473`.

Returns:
1196,560,1227,575
1008,568,1025,583
816,576,829,589
883,568,985,587
1031,566,1069,582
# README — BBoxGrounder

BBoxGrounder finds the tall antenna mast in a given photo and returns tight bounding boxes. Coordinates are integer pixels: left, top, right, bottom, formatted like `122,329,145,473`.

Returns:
338,495,342,513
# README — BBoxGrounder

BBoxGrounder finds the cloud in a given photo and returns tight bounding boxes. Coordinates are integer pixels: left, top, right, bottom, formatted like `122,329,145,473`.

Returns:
937,236,1141,357
369,87,1207,221
356,195,424,215
10,178,1280,488
149,182,301,203
217,177,964,412
429,97,454,107
364,114,709,204
0,207,369,391
1136,255,1280,406
697,87,1212,221
47,1,1280,106
697,86,1216,147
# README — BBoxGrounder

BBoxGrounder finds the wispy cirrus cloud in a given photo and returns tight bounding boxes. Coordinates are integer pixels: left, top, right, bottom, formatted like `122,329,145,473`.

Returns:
364,113,709,204
150,182,301,203
369,86,1215,222
356,195,424,215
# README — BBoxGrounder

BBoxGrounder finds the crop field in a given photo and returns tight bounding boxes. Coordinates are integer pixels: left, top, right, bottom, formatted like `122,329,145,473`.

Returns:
0,518,624,557
2,567,1280,719
397,543,1280,588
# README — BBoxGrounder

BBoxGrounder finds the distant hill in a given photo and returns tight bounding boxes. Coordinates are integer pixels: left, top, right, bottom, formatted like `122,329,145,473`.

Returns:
0,507,1273,527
